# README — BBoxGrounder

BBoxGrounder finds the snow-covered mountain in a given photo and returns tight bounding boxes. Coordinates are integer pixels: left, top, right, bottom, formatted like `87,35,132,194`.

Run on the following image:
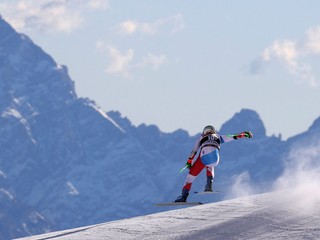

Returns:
0,16,195,237
0,170,52,239
16,190,320,240
1,16,320,239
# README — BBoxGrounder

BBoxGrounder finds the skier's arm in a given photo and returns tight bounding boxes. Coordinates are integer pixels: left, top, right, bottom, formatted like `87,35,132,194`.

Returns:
186,136,201,167
220,131,253,143
186,152,195,168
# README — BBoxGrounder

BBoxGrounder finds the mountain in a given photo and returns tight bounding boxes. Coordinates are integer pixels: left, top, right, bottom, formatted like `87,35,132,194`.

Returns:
0,15,193,235
1,16,320,239
0,170,52,239
217,109,287,192
16,190,320,240
220,108,266,138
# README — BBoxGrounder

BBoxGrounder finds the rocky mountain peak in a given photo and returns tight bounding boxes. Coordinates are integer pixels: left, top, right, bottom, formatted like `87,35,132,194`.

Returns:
308,116,320,132
0,17,77,113
219,108,266,138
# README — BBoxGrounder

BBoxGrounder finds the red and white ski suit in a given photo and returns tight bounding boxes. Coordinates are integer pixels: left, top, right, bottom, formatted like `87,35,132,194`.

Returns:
182,132,246,191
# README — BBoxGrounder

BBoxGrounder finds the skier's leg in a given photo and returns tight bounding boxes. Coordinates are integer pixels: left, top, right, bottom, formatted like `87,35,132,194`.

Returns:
182,156,206,191
206,166,214,177
202,149,220,192
175,156,205,202
205,167,214,191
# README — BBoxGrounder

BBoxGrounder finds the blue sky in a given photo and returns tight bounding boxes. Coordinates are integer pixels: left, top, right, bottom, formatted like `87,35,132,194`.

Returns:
1,0,320,139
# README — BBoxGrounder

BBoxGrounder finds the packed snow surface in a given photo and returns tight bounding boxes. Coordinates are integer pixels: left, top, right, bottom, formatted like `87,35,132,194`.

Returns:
16,190,320,240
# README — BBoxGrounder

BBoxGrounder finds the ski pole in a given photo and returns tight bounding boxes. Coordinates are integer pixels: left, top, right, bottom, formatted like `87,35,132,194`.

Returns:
179,165,188,173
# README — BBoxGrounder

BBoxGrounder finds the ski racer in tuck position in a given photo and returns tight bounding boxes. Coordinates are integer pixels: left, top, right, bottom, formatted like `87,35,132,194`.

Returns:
175,125,253,202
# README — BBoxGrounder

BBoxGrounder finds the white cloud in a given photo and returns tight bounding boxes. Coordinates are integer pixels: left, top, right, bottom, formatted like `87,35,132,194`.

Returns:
138,54,168,70
261,40,297,63
96,42,168,78
251,26,320,87
106,46,134,78
0,0,109,33
108,15,176,78
88,0,108,9
119,20,138,35
116,14,185,36
306,26,320,54
171,14,185,33
95,39,108,53
96,40,134,78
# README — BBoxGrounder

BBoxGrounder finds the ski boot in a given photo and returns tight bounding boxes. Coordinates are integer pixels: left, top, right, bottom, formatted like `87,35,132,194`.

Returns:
174,189,189,202
204,176,213,192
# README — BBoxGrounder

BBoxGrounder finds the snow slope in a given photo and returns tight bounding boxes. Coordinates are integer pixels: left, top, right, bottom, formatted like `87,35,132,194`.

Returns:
16,190,320,240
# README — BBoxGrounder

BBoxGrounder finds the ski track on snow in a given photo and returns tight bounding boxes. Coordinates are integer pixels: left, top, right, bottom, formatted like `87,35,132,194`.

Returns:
16,191,320,240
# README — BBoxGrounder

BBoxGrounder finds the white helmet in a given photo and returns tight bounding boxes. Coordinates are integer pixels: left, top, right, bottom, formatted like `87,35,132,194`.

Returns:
203,125,216,135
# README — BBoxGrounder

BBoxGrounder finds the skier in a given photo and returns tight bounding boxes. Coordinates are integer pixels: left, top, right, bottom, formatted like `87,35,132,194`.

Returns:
175,125,253,202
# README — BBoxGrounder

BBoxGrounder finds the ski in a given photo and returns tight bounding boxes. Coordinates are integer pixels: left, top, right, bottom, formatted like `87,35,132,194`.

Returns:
154,202,203,206
194,191,219,194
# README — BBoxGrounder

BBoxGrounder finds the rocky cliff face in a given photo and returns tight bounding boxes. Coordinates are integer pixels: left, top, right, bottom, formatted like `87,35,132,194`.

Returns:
0,16,191,233
0,169,52,239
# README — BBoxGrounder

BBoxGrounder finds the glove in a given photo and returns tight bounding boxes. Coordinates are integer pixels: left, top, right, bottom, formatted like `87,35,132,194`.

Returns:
233,131,253,139
186,158,193,169
244,131,253,138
